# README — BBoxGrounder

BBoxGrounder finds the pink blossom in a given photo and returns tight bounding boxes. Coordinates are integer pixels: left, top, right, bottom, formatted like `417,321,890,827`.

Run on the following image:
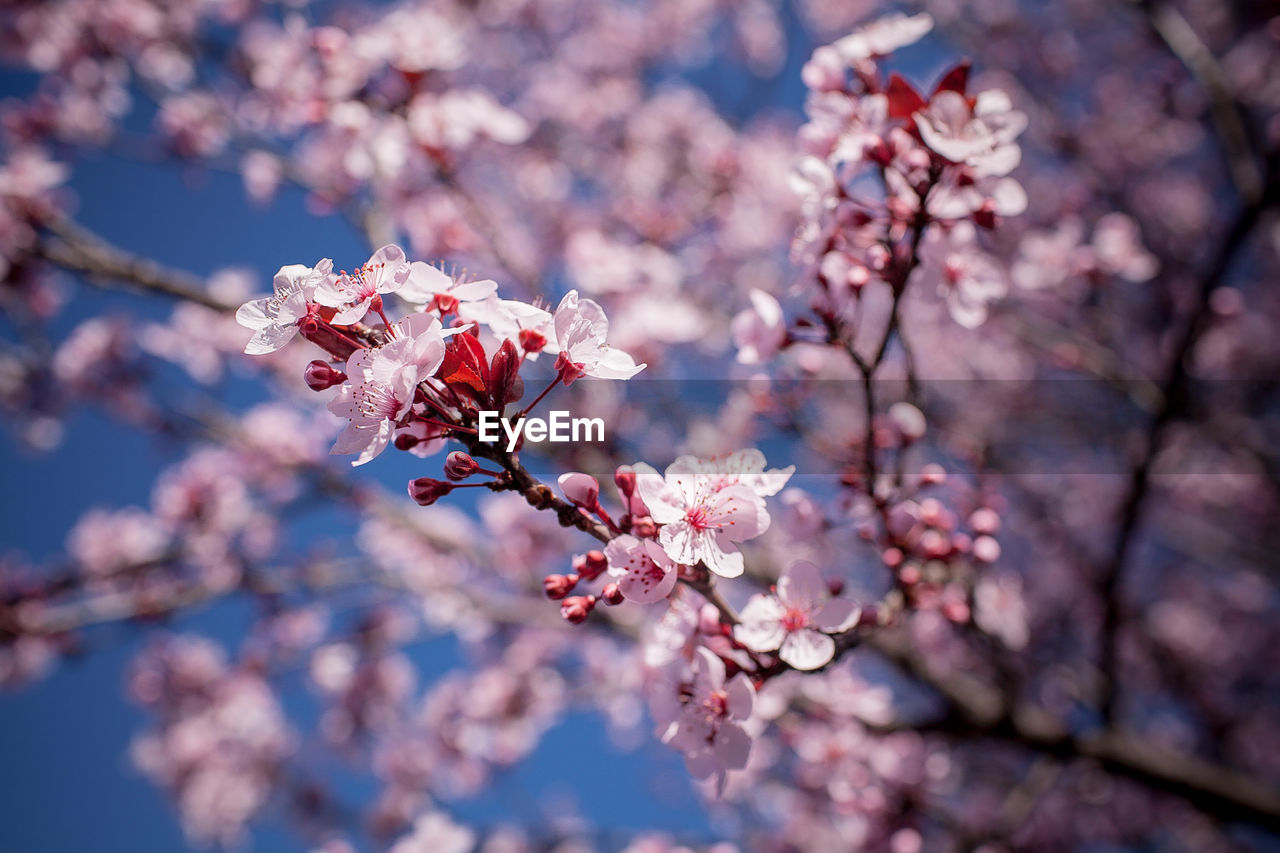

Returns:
236,259,333,355
557,472,600,508
916,221,1008,328
328,315,461,466
633,456,772,578
734,561,858,670
396,262,497,312
605,534,678,604
915,89,1026,178
652,647,755,795
552,290,646,381
389,811,475,853
314,244,411,325
831,13,934,62
732,289,786,364
1091,213,1158,282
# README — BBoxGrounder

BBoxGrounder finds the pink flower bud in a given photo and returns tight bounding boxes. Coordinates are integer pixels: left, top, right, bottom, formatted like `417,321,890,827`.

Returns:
968,508,1000,535
543,573,579,600
919,464,947,485
408,477,453,506
560,595,596,624
972,535,1001,563
443,451,480,481
888,402,927,443
304,360,347,391
580,550,608,582
601,583,624,606
613,465,637,497
557,472,599,508
631,515,656,538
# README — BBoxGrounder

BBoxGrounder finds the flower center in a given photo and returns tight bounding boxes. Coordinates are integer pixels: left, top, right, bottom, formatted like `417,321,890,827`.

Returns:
685,505,711,530
781,606,809,632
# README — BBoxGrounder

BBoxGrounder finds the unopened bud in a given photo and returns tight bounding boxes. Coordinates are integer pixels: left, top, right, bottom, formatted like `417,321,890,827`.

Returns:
518,328,547,354
394,433,420,452
614,466,637,497
543,573,579,600
631,516,656,538
601,583,624,606
560,595,596,624
558,472,599,508
408,477,453,506
580,550,608,581
304,360,346,391
443,451,480,481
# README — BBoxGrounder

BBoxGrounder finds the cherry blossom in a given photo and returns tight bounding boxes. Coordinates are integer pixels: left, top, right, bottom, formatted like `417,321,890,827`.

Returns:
328,315,461,465
552,290,646,381
735,561,859,670
915,221,1008,328
314,244,412,325
235,259,333,355
632,455,772,578
604,534,678,603
652,647,756,795
732,289,787,365
830,13,934,63
396,262,497,313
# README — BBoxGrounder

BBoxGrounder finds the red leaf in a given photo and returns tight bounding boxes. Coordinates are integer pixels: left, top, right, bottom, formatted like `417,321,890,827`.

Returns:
488,338,524,409
886,73,927,120
933,61,970,96
438,333,490,400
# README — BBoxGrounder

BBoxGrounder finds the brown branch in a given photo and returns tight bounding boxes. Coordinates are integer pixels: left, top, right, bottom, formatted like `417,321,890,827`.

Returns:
871,629,1280,827
1095,153,1278,723
34,218,235,312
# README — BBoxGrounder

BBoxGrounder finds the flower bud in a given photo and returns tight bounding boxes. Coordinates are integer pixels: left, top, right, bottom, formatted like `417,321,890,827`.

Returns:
631,516,657,538
613,465,636,497
543,573,579,600
443,451,480,481
408,477,454,506
304,360,346,391
560,595,596,624
518,328,547,354
580,550,608,582
558,472,599,508
601,582,624,606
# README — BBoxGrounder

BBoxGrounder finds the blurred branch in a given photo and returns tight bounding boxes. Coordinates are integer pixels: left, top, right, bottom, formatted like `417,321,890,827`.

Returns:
1095,151,1279,724
1132,0,1263,204
871,629,1280,827
33,218,235,312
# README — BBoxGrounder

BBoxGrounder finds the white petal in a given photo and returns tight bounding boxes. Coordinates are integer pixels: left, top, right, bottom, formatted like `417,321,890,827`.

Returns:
779,629,836,671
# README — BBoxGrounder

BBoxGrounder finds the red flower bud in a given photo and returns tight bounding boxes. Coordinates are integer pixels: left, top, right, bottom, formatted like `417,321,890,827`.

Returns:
543,573,579,600
601,583,624,606
613,465,637,497
518,328,547,354
408,477,454,506
443,451,480,481
579,550,608,581
560,595,596,624
304,360,347,391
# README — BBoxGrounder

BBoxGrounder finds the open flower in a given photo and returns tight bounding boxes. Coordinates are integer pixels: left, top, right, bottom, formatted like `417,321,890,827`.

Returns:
236,259,332,354
652,647,755,796
315,244,412,325
605,534,678,604
732,289,787,365
397,262,497,312
735,561,858,670
633,456,771,578
328,315,463,465
552,290,646,381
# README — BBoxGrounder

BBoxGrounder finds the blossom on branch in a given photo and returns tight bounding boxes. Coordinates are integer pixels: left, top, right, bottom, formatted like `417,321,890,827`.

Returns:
235,259,333,354
735,561,859,670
